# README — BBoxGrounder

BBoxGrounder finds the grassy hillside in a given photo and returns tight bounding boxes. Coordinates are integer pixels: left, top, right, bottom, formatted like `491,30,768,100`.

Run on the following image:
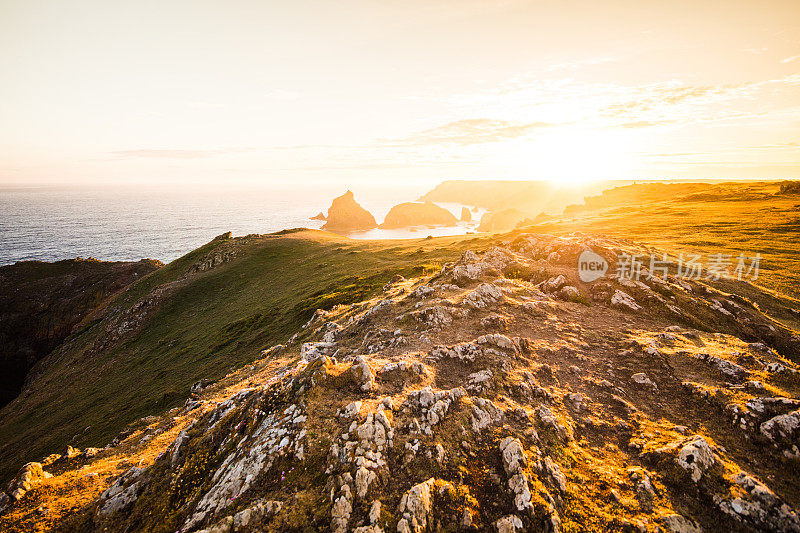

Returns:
1,180,797,487
0,258,161,408
0,230,488,482
519,181,800,300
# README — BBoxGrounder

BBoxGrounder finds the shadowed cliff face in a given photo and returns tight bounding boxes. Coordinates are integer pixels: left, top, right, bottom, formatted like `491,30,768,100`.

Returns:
0,258,161,407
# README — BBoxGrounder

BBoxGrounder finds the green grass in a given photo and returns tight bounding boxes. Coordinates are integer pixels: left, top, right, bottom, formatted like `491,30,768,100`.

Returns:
2,182,798,483
0,230,479,482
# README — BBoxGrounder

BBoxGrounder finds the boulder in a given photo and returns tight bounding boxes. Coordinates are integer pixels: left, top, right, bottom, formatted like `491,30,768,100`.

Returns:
4,462,52,502
611,290,641,311
675,435,717,482
397,478,435,533
379,201,457,229
322,191,377,232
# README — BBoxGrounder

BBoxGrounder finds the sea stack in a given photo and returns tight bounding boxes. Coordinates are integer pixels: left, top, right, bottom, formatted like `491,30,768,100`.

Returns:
460,206,472,222
380,201,458,229
322,190,377,233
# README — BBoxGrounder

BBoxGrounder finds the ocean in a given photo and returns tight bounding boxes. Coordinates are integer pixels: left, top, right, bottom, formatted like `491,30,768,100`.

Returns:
0,186,483,266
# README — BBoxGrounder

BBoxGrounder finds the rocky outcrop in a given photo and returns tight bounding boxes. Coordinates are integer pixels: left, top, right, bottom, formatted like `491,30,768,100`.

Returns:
460,207,471,222
322,190,377,232
379,201,457,229
0,462,51,513
3,230,800,533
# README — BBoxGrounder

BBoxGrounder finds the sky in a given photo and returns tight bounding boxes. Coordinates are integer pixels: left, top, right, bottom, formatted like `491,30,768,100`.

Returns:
0,0,799,189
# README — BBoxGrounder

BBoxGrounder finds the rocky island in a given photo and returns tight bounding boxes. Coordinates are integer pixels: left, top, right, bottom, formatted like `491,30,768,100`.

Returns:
379,201,458,229
322,191,378,233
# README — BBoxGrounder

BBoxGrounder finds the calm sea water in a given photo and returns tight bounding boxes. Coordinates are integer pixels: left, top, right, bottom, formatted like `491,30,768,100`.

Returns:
0,187,483,265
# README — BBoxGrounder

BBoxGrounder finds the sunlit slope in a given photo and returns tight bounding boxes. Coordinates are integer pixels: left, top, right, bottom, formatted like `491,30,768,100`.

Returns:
523,181,800,300
0,230,484,482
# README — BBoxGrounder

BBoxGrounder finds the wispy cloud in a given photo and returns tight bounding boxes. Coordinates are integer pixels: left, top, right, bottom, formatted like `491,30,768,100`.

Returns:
407,118,558,145
110,148,255,159
781,54,800,64
600,75,800,125
617,120,675,128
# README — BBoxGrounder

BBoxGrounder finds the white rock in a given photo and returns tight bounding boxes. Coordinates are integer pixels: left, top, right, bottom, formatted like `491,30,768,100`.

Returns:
676,436,717,482
495,515,524,533
631,372,656,389
462,283,504,309
396,478,435,533
611,290,641,311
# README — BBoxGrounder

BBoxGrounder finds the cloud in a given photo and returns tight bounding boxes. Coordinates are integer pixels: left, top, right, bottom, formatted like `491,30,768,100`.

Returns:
598,75,800,126
111,149,225,159
781,54,800,64
408,118,557,145
110,148,256,159
617,120,675,128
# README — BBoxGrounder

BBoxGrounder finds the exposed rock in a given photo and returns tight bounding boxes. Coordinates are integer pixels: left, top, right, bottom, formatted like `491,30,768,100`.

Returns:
301,341,336,362
460,207,472,222
463,283,504,309
660,513,702,533
377,359,427,382
466,370,494,393
97,466,146,516
557,286,580,301
449,247,517,284
471,397,504,432
5,230,800,533
542,275,567,293
396,478,435,533
495,514,524,532
760,409,800,457
3,462,52,503
717,472,800,532
351,356,375,391
536,405,569,442
340,401,364,419
481,313,512,331
611,290,641,311
476,333,516,351
673,435,717,482
403,305,467,329
691,352,749,380
631,372,656,389
406,386,465,435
